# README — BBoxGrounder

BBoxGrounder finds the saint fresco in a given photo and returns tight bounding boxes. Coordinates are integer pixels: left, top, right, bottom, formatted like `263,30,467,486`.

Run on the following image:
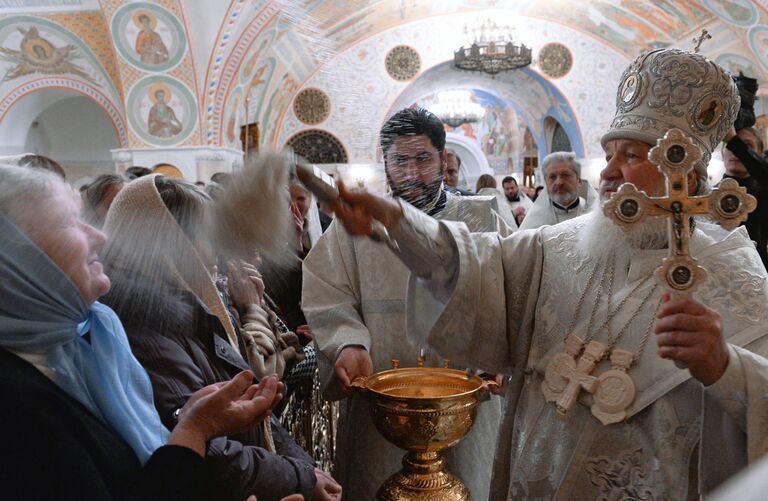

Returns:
0,26,95,83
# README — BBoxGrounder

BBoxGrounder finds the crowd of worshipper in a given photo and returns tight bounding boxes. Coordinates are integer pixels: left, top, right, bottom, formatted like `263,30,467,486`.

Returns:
2,46,768,501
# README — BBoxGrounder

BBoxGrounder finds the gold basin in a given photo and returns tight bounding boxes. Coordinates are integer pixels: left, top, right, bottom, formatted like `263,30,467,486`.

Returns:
352,365,494,500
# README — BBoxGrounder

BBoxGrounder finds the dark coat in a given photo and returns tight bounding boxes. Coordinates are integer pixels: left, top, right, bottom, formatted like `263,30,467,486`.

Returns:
0,348,213,501
724,135,768,270
114,291,317,501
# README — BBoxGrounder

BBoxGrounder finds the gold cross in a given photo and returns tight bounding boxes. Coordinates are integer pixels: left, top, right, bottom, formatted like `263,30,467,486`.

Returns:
692,29,712,53
604,128,756,295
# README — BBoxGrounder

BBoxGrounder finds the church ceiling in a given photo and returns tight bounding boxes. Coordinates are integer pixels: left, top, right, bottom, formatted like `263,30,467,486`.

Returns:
1,0,766,152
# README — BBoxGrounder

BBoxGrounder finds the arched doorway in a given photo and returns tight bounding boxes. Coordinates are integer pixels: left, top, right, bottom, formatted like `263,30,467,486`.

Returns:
153,163,184,178
0,88,120,180
445,131,491,191
385,62,583,184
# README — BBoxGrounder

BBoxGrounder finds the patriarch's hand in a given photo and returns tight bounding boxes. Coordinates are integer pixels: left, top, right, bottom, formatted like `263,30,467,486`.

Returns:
655,292,728,386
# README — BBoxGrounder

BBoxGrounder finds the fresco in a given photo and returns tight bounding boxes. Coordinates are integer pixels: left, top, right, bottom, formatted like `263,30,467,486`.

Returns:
238,28,275,85
126,75,196,146
245,57,276,123
285,0,715,58
748,25,768,72
417,89,530,175
111,2,186,72
0,25,95,83
715,52,762,77
703,0,759,26
261,71,299,145
0,16,110,87
225,87,243,147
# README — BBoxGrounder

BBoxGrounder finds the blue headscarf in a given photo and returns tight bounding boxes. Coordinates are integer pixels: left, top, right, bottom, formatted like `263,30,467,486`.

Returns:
0,214,169,464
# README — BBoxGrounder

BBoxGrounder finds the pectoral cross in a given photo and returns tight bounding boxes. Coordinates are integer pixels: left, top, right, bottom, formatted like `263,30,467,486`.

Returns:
604,128,756,295
543,335,607,418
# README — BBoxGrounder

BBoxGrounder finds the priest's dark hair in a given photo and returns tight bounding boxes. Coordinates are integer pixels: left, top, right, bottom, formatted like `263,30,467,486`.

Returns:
502,176,517,186
379,107,446,156
446,149,462,167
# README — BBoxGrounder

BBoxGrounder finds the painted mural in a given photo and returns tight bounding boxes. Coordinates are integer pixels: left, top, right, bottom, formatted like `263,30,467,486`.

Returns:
126,75,196,146
0,16,110,87
716,52,762,77
417,89,529,174
225,87,243,147
111,2,186,72
0,25,95,83
703,0,759,26
220,14,311,149
282,0,716,59
215,0,768,153
748,25,768,71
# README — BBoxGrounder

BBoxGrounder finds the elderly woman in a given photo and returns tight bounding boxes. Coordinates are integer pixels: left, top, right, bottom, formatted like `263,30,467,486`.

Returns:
0,166,281,500
100,175,341,501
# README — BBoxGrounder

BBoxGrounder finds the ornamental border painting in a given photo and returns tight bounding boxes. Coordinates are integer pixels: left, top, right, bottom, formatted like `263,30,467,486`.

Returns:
126,75,197,147
110,2,186,73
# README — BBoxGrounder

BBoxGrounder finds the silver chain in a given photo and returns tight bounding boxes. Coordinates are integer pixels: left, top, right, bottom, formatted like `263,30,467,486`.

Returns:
564,250,661,364
563,254,605,341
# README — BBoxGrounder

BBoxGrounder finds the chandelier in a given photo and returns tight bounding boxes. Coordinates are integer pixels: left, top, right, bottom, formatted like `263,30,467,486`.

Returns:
454,20,532,77
429,90,485,128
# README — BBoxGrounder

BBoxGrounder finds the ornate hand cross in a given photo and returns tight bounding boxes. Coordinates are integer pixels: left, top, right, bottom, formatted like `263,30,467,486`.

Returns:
604,128,756,295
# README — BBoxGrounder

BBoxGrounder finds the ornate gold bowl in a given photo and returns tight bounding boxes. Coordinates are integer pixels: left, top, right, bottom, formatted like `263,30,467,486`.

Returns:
352,361,493,500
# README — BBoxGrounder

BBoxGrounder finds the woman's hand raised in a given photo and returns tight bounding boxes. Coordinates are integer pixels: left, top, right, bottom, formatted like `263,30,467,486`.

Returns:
169,371,283,456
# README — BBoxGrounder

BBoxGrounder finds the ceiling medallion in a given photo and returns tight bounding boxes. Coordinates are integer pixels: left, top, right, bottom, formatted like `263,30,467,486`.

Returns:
286,129,348,164
454,19,532,77
385,45,421,81
293,88,331,125
537,43,573,79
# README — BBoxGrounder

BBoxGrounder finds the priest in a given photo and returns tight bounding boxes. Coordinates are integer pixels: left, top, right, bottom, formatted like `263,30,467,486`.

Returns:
330,48,768,499
302,107,506,500
519,151,597,230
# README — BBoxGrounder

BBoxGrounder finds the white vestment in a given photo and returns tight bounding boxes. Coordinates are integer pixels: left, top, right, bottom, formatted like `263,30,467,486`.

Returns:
389,202,768,500
519,195,588,230
519,181,598,230
302,191,506,500
507,192,534,212
477,187,519,231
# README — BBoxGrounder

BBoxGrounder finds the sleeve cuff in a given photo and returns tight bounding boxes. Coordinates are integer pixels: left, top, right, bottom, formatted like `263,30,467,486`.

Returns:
704,344,743,396
334,343,369,362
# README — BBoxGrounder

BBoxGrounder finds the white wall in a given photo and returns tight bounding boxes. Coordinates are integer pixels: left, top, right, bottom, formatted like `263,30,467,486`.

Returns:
24,95,119,179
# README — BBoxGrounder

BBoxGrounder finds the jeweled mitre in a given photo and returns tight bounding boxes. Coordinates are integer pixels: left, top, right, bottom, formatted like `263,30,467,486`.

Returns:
601,48,740,173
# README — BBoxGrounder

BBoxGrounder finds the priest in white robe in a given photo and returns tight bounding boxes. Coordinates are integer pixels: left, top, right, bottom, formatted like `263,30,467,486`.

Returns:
302,107,507,500
520,152,597,230
501,176,533,220
329,49,768,499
